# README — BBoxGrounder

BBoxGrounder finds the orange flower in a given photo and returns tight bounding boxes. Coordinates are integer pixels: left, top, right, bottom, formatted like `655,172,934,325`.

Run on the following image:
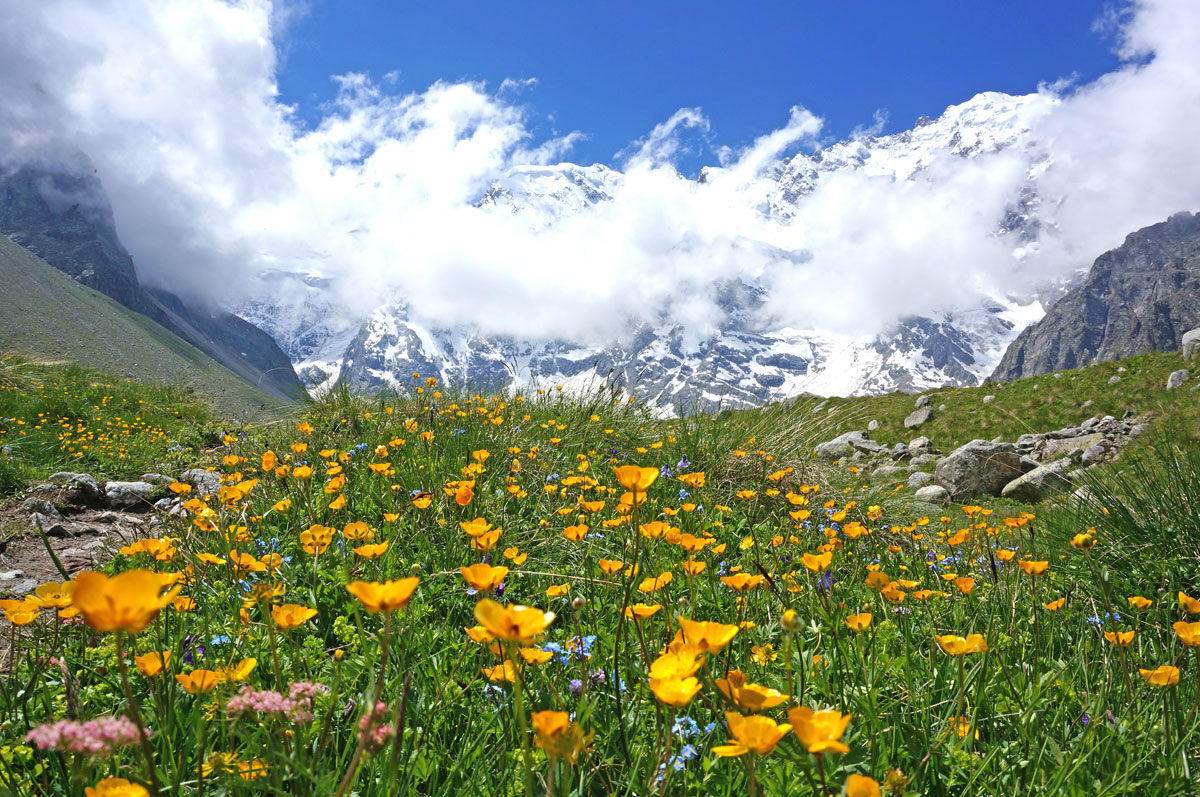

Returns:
638,571,673,593
345,578,420,613
482,661,516,683
1103,630,1135,647
1140,665,1180,688
715,670,788,711
846,774,882,797
678,471,706,488
72,570,181,634
845,612,872,632
1179,591,1200,615
720,573,765,591
678,617,739,653
1018,560,1049,576
271,603,318,631
614,465,658,494
411,492,433,509
1043,598,1066,611
353,542,389,559
175,669,221,694
562,524,588,542
85,777,150,797
681,559,706,575
1127,596,1153,610
133,651,171,677
802,551,833,572
518,647,554,664
460,564,509,592
531,710,590,764
712,712,792,757
1173,621,1200,647
624,603,662,620
648,676,702,707
788,706,852,754
300,525,333,555
474,598,555,642
954,576,975,595
546,584,570,598
935,634,988,656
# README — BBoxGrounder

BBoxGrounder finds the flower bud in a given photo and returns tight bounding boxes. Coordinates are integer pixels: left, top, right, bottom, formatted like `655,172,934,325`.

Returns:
781,609,803,633
571,596,586,610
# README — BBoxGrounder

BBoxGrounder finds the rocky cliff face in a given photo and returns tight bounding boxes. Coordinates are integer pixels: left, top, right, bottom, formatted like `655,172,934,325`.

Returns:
0,164,307,402
992,212,1200,381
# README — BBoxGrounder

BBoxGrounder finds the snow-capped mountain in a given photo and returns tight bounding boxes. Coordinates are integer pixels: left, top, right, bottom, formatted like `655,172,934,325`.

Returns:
239,91,1066,412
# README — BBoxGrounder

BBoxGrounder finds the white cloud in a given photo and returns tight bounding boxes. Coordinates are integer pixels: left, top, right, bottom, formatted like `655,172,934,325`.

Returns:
1,0,1198,348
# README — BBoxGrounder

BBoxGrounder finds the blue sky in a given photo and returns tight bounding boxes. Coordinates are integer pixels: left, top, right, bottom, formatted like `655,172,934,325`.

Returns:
277,0,1122,171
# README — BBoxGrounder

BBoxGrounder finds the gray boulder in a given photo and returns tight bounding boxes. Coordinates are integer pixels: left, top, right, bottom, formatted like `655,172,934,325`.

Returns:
907,471,935,489
20,497,62,520
1000,457,1073,502
1183,328,1200,359
140,473,176,486
814,431,885,460
871,465,909,484
914,485,950,502
934,439,1025,500
1,578,38,597
915,395,932,409
181,468,221,496
904,406,934,429
909,453,941,468
908,436,932,452
1081,440,1115,466
1166,369,1189,389
47,472,102,502
1041,432,1107,463
104,481,155,508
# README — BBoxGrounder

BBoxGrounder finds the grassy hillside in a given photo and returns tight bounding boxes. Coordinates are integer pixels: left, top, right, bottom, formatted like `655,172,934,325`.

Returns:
0,234,296,419
736,349,1200,454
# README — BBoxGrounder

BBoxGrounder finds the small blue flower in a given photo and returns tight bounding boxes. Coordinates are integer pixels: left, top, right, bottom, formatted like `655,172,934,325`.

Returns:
676,455,691,470
678,488,690,500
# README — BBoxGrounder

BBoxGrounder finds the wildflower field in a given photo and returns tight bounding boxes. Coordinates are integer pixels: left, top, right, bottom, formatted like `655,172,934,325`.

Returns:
2,375,1199,796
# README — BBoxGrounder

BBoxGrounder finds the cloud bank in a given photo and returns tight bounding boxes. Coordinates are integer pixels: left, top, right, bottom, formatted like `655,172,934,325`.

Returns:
1,0,1199,344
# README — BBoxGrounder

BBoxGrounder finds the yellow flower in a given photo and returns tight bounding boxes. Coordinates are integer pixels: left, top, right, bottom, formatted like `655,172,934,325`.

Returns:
562,524,588,542
935,634,988,656
715,670,788,711
345,578,420,613
638,571,673,593
175,669,221,693
801,551,833,572
133,651,171,677
216,658,257,684
460,564,509,592
300,525,333,555
474,598,555,642
598,558,624,575
720,573,765,591
1127,596,1153,610
1179,591,1200,615
1018,560,1049,576
85,778,150,797
72,570,181,634
788,706,852,754
613,465,658,494
411,492,433,509
1173,621,1200,647
1103,630,1135,647
712,712,792,757
546,583,570,598
954,576,975,595
624,603,663,620
678,617,739,653
531,710,591,764
1043,598,1066,611
750,644,777,665
482,661,517,682
845,612,872,632
1139,665,1180,688
648,676,702,707
353,542,389,559
678,471,706,488
518,647,554,664
846,774,882,797
271,603,317,631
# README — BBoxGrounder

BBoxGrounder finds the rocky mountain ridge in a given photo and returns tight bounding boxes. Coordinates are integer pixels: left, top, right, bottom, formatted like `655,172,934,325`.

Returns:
992,211,1200,381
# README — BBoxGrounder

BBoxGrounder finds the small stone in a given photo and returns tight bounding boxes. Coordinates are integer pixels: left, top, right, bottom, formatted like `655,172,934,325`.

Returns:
1108,376,1122,384
0,570,25,581
914,485,950,502
1166,369,1189,389
46,524,72,538
904,406,934,429
915,395,932,409
867,420,879,431
181,468,221,496
982,395,995,403
907,471,935,489
104,481,155,509
140,473,175,485
20,497,61,520
1,578,39,596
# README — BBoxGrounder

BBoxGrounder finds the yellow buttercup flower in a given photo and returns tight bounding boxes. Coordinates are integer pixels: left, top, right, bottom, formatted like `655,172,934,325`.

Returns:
715,670,788,711
845,612,872,632
1139,665,1180,688
345,578,420,613
72,570,181,633
1103,630,1135,647
648,676,702,707
1127,596,1153,610
1173,621,1200,647
133,651,171,677
175,669,221,694
613,465,658,494
712,712,792,757
473,598,555,642
788,706,852,754
846,774,882,797
678,617,739,653
720,573,765,591
935,634,988,656
1018,560,1049,576
624,603,662,620
271,603,317,631
460,564,509,592
531,710,591,764
85,778,150,797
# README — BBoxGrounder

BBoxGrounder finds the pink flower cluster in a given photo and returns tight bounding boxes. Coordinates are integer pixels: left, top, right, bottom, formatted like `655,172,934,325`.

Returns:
25,716,141,756
225,681,328,723
357,701,394,753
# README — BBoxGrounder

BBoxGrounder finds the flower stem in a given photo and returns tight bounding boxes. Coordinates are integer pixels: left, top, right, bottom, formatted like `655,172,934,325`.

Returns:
116,633,162,796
